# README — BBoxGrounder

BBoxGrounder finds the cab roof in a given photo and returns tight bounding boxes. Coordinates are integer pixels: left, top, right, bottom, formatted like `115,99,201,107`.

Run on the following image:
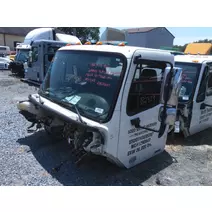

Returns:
58,44,174,63
32,39,67,45
175,55,212,64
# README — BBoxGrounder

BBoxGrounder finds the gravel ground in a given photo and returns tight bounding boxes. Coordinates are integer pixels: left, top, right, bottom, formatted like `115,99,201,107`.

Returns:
0,70,212,186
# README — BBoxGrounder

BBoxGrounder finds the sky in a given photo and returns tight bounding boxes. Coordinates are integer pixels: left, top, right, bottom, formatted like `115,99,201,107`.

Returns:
99,27,212,46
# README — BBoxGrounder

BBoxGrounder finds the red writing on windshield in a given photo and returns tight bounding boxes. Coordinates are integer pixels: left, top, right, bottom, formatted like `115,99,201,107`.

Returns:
84,63,113,87
85,78,96,83
97,81,110,87
85,72,112,80
90,63,108,68
88,69,106,74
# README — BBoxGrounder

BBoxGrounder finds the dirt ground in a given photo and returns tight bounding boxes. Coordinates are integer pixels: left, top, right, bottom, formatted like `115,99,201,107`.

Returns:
0,70,212,186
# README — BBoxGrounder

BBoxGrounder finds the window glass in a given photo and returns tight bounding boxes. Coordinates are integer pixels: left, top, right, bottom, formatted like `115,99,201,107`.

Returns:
40,50,126,122
175,62,201,102
126,61,166,116
32,47,38,62
196,66,208,102
206,66,212,96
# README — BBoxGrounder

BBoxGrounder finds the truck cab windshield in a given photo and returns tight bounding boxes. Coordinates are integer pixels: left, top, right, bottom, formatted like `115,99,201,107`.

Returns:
175,62,201,102
16,49,30,62
40,50,126,122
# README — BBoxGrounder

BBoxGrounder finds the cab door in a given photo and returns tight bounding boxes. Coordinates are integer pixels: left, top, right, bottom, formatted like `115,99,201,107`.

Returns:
43,45,64,80
117,54,173,168
188,63,211,135
26,45,41,82
199,64,212,130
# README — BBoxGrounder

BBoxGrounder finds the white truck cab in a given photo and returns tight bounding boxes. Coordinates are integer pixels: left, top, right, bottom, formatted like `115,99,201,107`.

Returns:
174,55,212,137
15,44,31,61
17,43,182,169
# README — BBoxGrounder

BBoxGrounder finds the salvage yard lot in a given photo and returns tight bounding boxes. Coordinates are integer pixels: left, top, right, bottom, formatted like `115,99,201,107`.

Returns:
0,70,212,186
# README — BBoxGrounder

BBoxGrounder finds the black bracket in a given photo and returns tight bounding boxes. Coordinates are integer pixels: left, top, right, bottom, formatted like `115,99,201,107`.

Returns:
130,118,159,133
133,55,142,64
200,103,212,110
204,103,212,107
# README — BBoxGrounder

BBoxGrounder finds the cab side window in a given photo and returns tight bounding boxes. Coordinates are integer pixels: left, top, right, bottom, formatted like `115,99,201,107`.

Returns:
127,61,164,116
32,47,38,62
47,47,59,62
196,67,209,102
206,69,212,96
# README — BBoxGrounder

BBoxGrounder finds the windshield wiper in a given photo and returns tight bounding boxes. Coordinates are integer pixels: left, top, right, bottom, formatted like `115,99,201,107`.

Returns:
51,99,85,124
61,99,85,124
73,104,84,124
39,89,85,124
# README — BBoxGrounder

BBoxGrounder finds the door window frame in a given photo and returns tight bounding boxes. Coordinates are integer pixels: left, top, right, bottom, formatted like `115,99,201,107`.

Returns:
126,59,169,116
206,64,212,97
196,63,211,103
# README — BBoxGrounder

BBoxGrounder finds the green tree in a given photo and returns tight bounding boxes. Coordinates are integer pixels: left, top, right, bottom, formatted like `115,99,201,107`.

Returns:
194,39,212,43
173,44,187,52
57,27,100,44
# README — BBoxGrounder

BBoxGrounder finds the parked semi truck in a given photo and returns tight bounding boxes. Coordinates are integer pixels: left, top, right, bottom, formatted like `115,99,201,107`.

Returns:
10,28,81,77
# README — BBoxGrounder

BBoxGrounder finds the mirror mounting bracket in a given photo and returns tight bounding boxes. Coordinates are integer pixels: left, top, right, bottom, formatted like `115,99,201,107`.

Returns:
200,103,212,109
130,118,159,133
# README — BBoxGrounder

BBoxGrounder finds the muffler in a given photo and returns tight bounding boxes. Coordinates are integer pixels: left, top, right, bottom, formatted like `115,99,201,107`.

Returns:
17,100,38,115
17,100,44,132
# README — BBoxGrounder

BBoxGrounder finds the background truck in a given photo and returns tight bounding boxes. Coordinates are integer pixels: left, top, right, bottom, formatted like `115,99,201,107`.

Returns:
10,43,31,77
24,40,69,85
173,55,212,137
10,28,81,77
